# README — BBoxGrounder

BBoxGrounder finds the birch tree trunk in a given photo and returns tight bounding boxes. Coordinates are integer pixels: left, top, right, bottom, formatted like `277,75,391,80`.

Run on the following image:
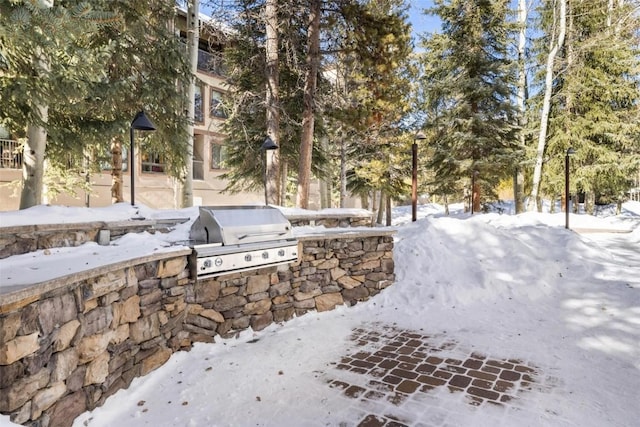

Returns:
296,0,321,208
527,0,566,212
514,0,528,213
20,1,52,209
265,0,280,205
181,0,199,208
339,137,346,208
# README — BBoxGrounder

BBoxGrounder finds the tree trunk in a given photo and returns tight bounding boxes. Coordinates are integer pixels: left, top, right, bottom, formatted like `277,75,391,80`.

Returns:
296,0,321,208
20,1,51,209
265,0,280,205
339,137,347,208
514,0,527,214
527,0,566,212
111,137,124,203
385,193,392,226
181,0,199,208
376,191,385,225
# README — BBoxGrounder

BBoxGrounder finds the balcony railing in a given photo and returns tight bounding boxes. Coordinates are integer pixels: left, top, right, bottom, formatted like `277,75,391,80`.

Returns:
197,49,227,76
0,139,22,169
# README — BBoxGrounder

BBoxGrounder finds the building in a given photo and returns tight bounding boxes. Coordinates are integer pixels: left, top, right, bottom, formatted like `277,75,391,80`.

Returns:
0,7,265,212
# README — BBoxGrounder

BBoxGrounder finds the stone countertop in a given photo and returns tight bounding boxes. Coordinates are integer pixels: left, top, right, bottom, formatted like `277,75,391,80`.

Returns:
294,227,397,241
0,248,192,314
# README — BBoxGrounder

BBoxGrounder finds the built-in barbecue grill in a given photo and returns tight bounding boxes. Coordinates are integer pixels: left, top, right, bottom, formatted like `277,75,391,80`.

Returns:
189,206,299,279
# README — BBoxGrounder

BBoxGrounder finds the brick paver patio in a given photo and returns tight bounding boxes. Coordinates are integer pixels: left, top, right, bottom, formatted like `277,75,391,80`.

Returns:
321,323,552,426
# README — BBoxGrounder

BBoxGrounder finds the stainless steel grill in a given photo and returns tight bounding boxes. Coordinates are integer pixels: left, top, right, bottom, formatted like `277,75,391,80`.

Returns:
189,206,299,278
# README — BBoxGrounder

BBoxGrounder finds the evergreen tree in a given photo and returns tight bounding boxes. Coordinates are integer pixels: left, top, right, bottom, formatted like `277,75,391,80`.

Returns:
418,0,521,211
537,0,640,212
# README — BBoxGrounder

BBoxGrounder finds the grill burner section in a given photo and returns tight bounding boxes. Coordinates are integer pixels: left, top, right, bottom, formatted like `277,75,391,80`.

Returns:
189,206,298,278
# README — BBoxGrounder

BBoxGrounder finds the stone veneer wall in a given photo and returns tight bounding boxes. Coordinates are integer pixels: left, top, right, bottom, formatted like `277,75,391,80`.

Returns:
0,231,395,427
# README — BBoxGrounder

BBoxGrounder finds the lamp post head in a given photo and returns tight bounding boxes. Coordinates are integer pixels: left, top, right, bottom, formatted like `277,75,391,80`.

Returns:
414,131,427,141
261,136,278,151
131,110,156,131
566,147,576,156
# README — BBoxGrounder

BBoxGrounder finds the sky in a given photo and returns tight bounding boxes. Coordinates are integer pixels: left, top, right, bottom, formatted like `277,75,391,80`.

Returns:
1,200,639,427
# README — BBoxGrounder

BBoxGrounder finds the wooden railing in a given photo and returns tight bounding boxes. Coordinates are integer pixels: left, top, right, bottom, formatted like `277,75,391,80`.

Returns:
0,139,21,169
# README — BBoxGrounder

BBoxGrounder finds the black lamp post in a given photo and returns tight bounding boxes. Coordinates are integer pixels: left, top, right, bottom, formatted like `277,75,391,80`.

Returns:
261,136,279,205
129,110,156,206
565,147,576,229
412,131,427,222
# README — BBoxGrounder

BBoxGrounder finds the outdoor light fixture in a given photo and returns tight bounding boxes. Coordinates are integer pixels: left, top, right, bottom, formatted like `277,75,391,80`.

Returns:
565,147,576,229
130,110,156,206
412,131,427,222
261,136,279,205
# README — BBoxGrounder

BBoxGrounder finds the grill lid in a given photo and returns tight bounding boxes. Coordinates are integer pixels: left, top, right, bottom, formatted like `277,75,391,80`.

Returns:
189,206,293,246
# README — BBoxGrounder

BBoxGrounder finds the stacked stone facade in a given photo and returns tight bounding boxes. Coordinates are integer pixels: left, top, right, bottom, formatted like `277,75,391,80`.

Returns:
0,230,395,426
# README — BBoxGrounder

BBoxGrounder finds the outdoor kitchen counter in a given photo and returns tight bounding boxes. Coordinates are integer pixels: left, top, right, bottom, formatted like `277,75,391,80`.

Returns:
0,247,192,314
293,226,396,241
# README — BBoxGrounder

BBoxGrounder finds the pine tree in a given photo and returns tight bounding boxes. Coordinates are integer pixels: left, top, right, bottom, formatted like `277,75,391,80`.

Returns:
419,0,521,211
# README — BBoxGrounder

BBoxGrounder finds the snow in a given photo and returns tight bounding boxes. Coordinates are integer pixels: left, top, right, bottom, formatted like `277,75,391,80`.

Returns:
1,201,639,427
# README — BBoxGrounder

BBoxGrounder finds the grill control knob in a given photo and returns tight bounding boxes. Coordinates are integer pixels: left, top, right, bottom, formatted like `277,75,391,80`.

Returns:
203,259,212,269
215,258,223,267
244,254,252,262
278,249,285,257
262,251,269,259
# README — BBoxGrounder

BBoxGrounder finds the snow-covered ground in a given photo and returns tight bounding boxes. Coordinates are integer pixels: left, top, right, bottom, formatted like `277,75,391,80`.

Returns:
1,201,639,427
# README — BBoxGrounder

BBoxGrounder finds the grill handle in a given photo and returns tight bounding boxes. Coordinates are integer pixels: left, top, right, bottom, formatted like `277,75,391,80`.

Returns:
237,230,289,240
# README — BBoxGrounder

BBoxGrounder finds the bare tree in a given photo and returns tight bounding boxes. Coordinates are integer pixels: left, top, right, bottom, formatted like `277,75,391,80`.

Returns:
527,0,566,212
265,0,280,205
514,0,529,214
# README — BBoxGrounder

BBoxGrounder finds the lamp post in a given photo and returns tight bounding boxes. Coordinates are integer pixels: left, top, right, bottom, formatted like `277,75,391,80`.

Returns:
129,110,156,206
470,169,479,214
412,131,427,222
565,147,576,229
261,136,279,205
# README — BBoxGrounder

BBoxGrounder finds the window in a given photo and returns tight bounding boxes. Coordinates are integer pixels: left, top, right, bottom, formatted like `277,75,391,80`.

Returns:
211,143,226,169
194,84,204,123
141,151,166,174
210,89,227,119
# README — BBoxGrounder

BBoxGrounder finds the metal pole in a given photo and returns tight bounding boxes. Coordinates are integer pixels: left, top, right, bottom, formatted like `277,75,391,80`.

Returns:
130,127,135,206
471,172,475,214
565,152,570,229
411,141,418,222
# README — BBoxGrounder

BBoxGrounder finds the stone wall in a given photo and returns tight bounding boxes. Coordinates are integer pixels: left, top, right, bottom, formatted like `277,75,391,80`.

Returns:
0,231,395,427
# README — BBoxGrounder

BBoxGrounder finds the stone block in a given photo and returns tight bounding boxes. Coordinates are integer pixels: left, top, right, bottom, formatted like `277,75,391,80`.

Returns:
246,275,270,295
160,276,178,289
53,319,80,352
38,294,77,335
199,309,224,323
337,276,362,290
9,400,30,425
99,292,120,306
357,259,381,271
315,293,344,312
250,312,273,332
130,313,161,344
273,307,295,323
271,295,291,305
195,280,221,303
82,306,113,336
0,367,49,412
0,311,21,342
85,270,127,299
213,295,247,312
317,258,339,270
66,365,87,393
342,286,369,302
48,390,87,427
157,257,187,278
247,291,269,302
84,352,109,386
0,332,39,365
31,381,67,419
140,347,172,376
78,332,111,364
300,281,320,293
293,298,316,309
51,348,79,383
381,258,395,273
185,314,218,332
113,295,141,326
269,281,292,297
17,304,38,335
231,316,251,330
244,299,272,316
293,289,322,301
330,267,347,281
0,361,24,388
